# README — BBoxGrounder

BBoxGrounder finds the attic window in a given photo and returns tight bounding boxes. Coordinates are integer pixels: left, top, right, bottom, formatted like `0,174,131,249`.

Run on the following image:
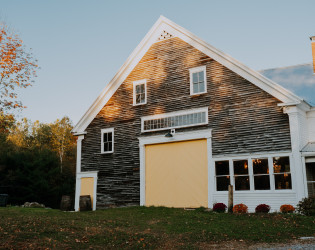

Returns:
101,128,114,154
189,66,207,95
157,30,173,41
133,80,147,106
141,107,208,132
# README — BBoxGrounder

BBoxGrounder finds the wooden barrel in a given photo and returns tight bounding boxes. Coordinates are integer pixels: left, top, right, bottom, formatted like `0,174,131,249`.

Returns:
60,195,72,211
79,195,92,211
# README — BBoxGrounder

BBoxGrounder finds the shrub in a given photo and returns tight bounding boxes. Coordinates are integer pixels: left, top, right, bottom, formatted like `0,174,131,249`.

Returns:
280,204,295,213
255,204,270,213
213,203,227,213
233,203,248,214
296,197,315,216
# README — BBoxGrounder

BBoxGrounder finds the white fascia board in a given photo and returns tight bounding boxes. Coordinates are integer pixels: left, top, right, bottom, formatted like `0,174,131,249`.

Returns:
72,16,166,133
278,102,311,112
160,16,304,104
72,15,308,134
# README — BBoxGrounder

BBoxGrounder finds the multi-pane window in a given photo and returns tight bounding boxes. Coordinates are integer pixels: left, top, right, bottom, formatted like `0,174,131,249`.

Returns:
214,155,292,192
253,158,270,190
101,128,114,153
273,156,292,190
234,160,250,190
215,161,230,191
141,107,208,132
189,66,207,95
133,80,146,105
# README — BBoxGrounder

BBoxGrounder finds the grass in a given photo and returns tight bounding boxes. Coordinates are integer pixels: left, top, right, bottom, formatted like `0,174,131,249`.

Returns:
0,206,314,249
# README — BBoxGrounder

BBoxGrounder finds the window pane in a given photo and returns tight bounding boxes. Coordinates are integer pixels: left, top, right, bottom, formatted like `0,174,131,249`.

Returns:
233,160,248,175
103,133,108,142
198,71,204,82
193,72,198,83
104,142,109,152
136,85,140,94
108,142,112,152
199,82,205,92
136,94,141,104
254,175,270,190
201,112,206,123
217,176,230,191
273,156,290,173
307,182,315,197
235,176,250,190
193,82,199,93
108,132,112,142
274,173,292,189
306,163,315,182
215,161,229,176
140,83,145,93
253,158,269,174
140,93,145,103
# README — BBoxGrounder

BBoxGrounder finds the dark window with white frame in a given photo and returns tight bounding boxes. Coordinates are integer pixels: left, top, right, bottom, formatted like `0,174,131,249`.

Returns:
306,162,315,197
189,66,207,95
234,160,250,191
133,79,147,105
214,155,291,192
253,158,270,190
215,161,230,191
101,128,114,153
273,156,292,190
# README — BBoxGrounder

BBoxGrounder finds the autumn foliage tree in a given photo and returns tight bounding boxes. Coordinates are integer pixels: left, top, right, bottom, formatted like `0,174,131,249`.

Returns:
0,22,38,112
51,117,75,173
0,116,76,207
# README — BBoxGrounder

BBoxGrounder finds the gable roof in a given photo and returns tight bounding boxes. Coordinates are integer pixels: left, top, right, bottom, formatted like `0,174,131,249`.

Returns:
72,16,309,134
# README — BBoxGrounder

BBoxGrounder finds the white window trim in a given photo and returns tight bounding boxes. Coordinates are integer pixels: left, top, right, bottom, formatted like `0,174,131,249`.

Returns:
133,79,147,106
189,65,207,95
101,128,114,154
213,153,294,193
74,171,98,211
141,107,208,133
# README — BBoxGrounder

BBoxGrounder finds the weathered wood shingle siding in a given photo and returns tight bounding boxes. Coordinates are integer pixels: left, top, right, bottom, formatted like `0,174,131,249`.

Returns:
81,37,291,207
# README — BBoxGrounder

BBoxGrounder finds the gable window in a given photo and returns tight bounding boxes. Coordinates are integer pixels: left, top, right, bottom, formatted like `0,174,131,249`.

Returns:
101,128,114,154
189,66,207,95
133,79,147,106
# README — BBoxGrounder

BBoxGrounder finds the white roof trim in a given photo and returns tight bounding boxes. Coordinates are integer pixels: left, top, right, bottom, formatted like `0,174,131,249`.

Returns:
72,16,308,134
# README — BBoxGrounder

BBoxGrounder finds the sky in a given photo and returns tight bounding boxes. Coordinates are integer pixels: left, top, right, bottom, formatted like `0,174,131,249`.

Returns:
1,0,315,125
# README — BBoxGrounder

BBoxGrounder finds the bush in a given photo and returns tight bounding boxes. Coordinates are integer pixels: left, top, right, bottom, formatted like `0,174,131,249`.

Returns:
296,197,315,216
213,203,227,213
255,204,270,213
280,204,295,213
233,203,248,214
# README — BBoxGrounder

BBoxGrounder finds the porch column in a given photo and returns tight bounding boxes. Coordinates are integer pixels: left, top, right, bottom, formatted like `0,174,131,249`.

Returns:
75,135,85,211
283,106,308,201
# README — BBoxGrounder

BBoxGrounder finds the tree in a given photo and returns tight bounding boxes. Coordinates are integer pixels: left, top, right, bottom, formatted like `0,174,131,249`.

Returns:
0,22,38,112
50,117,75,173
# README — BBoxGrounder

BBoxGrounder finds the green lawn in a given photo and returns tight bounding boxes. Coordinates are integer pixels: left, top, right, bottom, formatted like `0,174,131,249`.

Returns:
0,207,314,249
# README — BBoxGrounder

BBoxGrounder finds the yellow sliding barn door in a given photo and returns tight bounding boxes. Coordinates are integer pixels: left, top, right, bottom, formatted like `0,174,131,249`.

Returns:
145,139,208,208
